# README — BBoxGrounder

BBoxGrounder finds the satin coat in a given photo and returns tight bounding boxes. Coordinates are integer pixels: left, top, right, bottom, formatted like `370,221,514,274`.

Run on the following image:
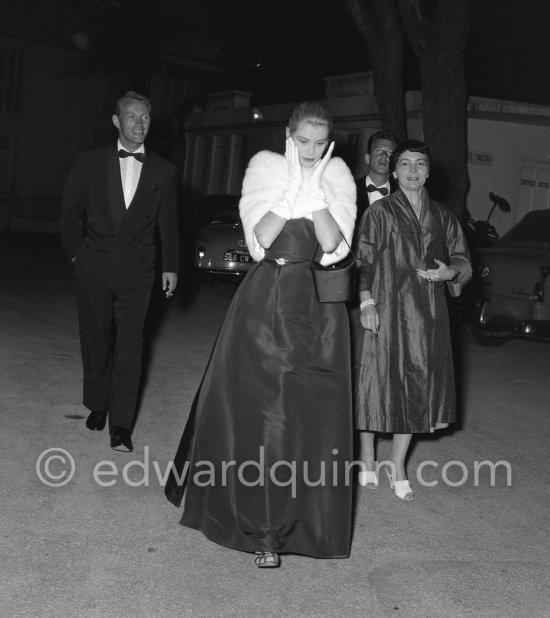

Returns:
355,188,471,433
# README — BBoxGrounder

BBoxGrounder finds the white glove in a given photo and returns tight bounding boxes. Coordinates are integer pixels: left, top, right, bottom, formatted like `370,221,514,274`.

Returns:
285,136,303,193
270,137,303,219
309,141,334,212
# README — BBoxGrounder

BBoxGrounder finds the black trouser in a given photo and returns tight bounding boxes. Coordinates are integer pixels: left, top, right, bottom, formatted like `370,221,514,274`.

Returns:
75,267,152,431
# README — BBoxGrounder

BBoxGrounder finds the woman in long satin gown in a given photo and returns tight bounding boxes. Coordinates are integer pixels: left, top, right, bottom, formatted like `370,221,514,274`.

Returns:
355,139,472,502
165,102,356,567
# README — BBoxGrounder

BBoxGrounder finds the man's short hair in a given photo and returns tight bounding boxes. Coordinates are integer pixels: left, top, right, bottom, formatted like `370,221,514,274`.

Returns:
115,91,152,116
367,130,398,155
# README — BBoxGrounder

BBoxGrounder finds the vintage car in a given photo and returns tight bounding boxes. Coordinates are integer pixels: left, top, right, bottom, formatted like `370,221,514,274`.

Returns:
471,208,550,345
193,194,255,281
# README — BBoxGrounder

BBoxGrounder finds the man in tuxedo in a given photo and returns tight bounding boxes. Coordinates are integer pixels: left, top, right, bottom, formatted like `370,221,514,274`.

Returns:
61,91,179,452
355,129,397,227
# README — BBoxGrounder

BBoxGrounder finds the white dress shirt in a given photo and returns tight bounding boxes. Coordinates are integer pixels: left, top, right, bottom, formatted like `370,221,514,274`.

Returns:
365,174,390,205
118,140,145,208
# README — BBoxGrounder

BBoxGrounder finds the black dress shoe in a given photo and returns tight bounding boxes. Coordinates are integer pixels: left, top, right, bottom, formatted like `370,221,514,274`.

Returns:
86,410,107,431
110,427,133,452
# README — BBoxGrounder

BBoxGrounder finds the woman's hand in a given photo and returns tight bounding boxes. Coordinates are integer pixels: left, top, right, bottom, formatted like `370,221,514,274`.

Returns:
310,141,335,189
416,258,459,283
360,305,380,334
309,141,335,218
271,137,302,220
285,137,302,194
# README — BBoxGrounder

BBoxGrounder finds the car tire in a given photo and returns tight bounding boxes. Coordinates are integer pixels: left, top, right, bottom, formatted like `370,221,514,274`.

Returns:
469,325,509,347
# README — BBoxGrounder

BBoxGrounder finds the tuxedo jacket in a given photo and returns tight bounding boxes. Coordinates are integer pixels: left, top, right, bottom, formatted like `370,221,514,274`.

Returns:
61,144,179,288
355,174,370,225
355,175,394,229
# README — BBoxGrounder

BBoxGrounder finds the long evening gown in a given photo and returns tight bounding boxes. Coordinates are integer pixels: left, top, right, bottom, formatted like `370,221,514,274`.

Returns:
165,218,353,558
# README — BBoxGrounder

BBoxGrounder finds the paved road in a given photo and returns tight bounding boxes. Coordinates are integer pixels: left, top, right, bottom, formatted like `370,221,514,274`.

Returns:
1,232,549,618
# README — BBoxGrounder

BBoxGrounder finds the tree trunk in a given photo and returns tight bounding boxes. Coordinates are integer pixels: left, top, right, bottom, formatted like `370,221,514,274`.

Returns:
344,0,407,142
398,0,471,217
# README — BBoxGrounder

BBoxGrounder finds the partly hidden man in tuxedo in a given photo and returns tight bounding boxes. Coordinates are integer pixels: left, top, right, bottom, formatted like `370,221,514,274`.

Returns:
355,129,398,227
350,129,397,374
60,90,179,452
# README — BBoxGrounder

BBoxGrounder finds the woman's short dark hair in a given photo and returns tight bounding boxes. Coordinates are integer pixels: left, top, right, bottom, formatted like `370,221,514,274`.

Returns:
288,101,332,134
390,139,432,173
115,91,152,116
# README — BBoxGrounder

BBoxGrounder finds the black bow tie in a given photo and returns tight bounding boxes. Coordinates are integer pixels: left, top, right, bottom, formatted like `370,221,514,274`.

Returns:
366,184,388,196
119,150,145,163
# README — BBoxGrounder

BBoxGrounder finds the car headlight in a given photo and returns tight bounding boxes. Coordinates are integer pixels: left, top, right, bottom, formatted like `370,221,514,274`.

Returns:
478,265,490,278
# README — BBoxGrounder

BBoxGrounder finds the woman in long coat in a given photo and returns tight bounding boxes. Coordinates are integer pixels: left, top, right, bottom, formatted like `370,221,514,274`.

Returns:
355,139,471,501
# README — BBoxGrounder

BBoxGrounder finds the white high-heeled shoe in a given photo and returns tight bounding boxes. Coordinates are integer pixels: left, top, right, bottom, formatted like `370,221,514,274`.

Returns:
385,468,414,501
358,469,379,489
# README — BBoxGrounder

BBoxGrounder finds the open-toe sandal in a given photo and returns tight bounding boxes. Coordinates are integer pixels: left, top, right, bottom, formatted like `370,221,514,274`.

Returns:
254,552,281,568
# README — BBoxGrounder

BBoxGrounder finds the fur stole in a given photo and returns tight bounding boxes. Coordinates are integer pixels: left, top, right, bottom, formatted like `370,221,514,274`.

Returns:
239,150,356,265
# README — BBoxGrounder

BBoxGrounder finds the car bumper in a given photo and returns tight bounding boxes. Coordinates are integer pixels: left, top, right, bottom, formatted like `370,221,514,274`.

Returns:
448,294,484,323
194,264,251,277
479,301,550,340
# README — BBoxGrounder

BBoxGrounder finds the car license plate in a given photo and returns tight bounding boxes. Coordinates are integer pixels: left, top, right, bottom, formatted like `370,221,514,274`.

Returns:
223,251,253,263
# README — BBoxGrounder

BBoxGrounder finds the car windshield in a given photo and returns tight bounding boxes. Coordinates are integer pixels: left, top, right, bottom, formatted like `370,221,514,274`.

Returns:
500,212,550,248
197,205,240,226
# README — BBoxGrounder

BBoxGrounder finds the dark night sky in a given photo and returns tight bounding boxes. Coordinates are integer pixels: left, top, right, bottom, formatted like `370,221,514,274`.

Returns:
194,0,550,106
65,0,550,107
465,0,550,105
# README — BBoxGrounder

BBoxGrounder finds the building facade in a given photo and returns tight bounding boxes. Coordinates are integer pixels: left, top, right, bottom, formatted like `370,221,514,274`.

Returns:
183,73,550,236
0,0,200,233
2,6,550,241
